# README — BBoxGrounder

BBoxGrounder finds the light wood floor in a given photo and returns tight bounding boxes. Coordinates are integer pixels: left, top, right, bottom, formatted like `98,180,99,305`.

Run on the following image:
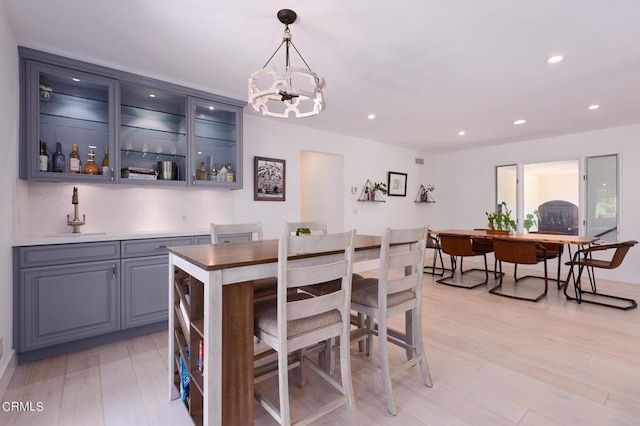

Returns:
2,265,640,425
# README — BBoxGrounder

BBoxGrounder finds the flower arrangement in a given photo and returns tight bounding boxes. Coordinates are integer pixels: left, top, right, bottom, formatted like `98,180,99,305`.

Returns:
486,202,516,231
419,184,435,202
364,182,387,200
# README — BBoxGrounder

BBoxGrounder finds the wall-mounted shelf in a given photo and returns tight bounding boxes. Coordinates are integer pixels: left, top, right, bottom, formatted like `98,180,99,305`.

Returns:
415,184,436,203
357,179,386,202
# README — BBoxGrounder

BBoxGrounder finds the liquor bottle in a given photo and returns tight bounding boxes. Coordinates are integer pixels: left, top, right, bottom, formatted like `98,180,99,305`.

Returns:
197,161,206,180
219,163,227,183
69,143,81,173
84,149,99,175
38,140,50,172
209,165,217,181
101,147,109,176
226,163,234,183
52,142,65,173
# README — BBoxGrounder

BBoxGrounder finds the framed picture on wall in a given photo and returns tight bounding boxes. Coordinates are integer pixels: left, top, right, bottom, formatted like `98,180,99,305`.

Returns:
254,156,286,201
388,171,407,196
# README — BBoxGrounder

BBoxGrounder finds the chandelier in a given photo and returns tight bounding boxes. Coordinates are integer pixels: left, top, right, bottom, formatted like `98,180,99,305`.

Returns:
248,9,326,118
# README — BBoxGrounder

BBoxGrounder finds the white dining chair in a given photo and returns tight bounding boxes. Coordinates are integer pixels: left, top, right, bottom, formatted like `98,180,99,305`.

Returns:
253,230,359,425
350,227,433,415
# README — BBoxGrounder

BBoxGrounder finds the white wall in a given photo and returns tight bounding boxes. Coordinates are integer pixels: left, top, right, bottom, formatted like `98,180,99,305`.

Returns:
0,1,18,395
434,125,640,283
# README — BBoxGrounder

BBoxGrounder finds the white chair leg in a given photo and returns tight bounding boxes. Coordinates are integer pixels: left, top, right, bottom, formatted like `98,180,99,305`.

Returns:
340,327,359,424
327,337,336,375
365,315,373,356
278,348,292,426
412,307,433,387
378,317,397,416
298,348,306,388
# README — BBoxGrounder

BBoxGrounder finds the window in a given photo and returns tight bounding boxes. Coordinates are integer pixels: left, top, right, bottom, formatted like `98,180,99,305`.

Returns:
586,154,618,243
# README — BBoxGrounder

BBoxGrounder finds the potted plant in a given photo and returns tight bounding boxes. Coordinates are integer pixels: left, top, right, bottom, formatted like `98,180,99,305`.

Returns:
523,210,540,232
365,182,388,200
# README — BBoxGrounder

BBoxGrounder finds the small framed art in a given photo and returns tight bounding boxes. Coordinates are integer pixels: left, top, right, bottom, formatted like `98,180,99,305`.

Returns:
254,156,286,201
387,171,407,197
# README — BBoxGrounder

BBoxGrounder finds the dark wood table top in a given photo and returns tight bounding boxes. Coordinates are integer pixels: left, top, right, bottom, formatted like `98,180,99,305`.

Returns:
168,234,382,271
433,229,598,245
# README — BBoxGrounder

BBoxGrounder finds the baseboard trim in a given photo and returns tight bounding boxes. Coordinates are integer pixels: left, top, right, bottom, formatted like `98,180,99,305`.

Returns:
0,349,17,400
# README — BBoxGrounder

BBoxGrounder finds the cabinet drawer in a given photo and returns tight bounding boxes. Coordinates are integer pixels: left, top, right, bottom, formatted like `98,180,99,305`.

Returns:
121,237,194,258
19,241,120,268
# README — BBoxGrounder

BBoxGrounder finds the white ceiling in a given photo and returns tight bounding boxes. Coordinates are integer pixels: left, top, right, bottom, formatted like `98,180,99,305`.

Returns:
3,0,640,153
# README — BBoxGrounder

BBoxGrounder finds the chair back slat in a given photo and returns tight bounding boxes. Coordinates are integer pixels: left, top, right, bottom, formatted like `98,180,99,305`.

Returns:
388,249,423,270
388,274,418,295
287,260,347,288
493,238,539,265
211,222,263,244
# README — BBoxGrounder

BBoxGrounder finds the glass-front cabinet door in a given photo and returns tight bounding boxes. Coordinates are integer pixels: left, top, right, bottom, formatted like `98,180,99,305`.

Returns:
188,97,242,189
25,61,116,182
120,83,187,185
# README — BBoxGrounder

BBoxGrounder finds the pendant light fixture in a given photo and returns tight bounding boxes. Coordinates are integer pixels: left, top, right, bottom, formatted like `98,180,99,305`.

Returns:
248,9,326,118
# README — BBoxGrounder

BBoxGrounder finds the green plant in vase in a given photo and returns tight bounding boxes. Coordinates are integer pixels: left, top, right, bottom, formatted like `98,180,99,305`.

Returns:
523,210,540,232
365,182,388,200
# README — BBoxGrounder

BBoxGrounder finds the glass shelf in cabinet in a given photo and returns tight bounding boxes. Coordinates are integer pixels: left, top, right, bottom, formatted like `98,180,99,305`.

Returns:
40,91,109,111
195,135,236,149
121,104,185,124
40,113,109,132
194,117,235,132
120,125,186,142
121,149,186,161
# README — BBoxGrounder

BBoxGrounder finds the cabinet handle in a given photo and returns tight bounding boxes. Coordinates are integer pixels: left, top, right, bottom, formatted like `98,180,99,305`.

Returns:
192,174,196,184
110,168,114,181
112,264,116,277
155,245,168,249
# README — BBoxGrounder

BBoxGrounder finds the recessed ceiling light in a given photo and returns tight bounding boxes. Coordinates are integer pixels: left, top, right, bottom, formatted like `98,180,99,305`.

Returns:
513,119,526,125
72,78,80,82
547,55,564,64
367,114,376,120
588,104,600,110
209,106,215,110
458,131,466,136
197,151,203,155
149,93,156,98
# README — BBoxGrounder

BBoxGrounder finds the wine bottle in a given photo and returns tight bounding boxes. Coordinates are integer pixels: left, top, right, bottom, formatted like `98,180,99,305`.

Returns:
69,143,81,173
52,142,65,173
38,141,50,172
101,147,109,176
84,149,99,175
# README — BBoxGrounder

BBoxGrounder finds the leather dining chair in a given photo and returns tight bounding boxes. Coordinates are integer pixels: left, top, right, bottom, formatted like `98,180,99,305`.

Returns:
515,230,565,288
436,233,491,288
423,230,446,276
350,227,433,415
253,230,359,425
489,237,549,302
211,222,278,300
563,240,638,310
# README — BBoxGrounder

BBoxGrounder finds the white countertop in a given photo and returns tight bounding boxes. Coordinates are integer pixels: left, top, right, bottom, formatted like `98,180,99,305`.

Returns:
13,229,210,247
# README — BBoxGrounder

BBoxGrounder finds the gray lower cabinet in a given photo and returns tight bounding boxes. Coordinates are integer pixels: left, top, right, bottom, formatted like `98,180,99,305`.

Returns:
121,255,169,328
20,259,119,351
16,234,209,361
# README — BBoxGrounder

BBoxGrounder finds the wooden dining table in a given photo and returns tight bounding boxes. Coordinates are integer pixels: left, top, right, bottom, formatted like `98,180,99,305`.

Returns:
167,234,383,426
433,228,599,246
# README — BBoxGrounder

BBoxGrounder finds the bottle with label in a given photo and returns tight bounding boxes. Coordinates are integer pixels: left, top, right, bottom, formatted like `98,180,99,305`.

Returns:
101,147,109,176
226,164,234,183
84,149,99,175
197,161,206,180
38,140,50,172
52,142,65,173
69,143,81,173
219,163,228,183
209,165,217,181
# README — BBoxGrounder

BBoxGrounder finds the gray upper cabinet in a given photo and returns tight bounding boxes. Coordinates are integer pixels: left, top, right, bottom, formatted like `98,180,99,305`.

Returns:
23,60,117,182
188,97,243,189
19,47,246,188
